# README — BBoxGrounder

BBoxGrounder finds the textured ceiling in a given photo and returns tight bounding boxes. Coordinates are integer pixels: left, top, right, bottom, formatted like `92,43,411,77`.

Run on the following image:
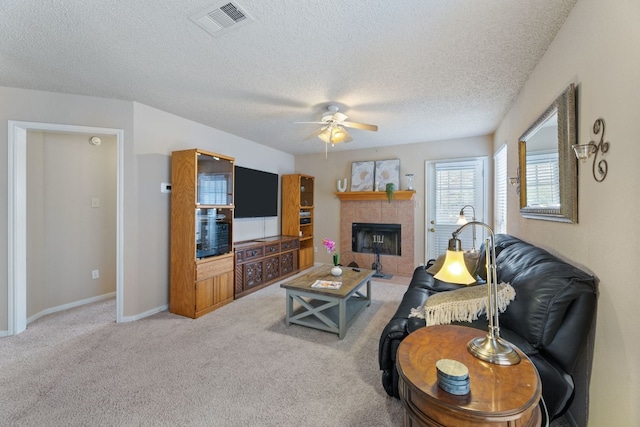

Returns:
0,0,576,155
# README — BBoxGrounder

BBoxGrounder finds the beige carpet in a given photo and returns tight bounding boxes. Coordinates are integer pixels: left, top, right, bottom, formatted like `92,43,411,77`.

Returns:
0,274,572,427
0,280,407,426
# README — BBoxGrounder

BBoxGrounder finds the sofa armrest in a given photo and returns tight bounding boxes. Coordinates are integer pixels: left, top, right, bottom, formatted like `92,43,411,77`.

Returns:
378,318,409,371
407,317,426,333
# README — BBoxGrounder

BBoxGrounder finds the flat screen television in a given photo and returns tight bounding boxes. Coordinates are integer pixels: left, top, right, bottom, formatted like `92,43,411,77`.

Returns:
234,166,279,218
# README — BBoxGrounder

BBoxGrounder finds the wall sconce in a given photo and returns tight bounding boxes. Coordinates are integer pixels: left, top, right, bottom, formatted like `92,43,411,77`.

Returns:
572,118,610,182
508,167,520,194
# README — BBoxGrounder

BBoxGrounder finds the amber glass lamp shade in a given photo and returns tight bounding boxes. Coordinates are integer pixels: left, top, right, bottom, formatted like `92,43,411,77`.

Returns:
434,249,476,285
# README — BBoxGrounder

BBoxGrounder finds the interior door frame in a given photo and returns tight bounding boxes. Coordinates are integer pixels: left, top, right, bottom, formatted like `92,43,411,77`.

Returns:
424,156,489,261
7,121,124,336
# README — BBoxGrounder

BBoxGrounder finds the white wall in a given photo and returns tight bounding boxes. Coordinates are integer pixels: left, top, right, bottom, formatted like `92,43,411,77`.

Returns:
494,0,640,424
0,87,295,331
295,135,493,267
128,102,295,313
27,132,117,318
131,102,295,244
0,86,134,329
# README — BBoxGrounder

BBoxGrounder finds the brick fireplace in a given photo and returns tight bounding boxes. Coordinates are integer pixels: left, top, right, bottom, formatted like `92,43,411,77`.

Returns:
338,197,415,277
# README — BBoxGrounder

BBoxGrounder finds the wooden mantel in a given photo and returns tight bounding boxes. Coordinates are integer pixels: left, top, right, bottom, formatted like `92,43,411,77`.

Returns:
334,190,416,201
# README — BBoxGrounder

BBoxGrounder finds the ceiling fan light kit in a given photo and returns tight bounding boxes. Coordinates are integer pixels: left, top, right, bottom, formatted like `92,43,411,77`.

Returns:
318,126,351,145
297,104,378,151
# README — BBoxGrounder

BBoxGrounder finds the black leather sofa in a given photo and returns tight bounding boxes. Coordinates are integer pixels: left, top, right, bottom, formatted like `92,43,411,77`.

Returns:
378,234,597,421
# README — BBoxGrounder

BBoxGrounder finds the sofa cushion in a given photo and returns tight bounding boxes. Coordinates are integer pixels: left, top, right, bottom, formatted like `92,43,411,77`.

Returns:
475,234,521,280
500,261,595,358
495,242,560,284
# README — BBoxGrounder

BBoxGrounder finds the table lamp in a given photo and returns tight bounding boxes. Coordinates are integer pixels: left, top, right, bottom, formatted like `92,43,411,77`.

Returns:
434,220,521,365
456,205,477,253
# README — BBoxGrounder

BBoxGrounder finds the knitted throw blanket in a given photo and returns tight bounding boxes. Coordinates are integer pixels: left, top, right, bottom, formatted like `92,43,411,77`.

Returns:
409,283,516,326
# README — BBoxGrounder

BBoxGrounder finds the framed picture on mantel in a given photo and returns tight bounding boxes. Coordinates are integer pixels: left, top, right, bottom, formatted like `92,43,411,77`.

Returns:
375,159,400,190
350,161,375,191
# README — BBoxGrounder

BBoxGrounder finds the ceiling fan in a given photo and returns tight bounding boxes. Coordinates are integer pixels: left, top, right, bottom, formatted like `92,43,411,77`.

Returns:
298,105,378,146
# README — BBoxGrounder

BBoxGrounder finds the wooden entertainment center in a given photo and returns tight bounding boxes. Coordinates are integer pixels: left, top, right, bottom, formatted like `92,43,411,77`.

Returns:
169,150,311,317
282,174,314,269
170,149,235,319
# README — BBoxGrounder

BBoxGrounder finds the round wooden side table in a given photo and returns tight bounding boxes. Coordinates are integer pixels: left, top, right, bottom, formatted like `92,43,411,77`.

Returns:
396,325,541,427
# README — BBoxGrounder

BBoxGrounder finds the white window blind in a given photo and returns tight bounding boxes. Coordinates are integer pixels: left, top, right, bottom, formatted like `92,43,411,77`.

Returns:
432,162,482,256
435,163,477,224
525,151,559,207
494,145,507,234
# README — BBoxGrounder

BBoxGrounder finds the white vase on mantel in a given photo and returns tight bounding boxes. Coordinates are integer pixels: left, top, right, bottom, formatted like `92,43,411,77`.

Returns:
331,266,343,276
337,178,347,192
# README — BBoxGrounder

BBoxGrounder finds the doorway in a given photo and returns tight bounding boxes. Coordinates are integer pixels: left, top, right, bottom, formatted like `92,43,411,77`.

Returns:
425,157,488,261
8,121,124,336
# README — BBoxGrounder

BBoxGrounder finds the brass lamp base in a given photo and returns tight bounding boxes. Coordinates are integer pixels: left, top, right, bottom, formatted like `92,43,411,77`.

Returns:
467,334,521,365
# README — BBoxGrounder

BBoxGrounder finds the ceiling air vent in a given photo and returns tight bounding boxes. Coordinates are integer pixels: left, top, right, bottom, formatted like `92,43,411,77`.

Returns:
190,2,254,37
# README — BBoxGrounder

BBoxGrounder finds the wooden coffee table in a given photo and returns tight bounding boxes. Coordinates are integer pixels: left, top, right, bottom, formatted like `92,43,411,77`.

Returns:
396,325,542,427
280,265,375,339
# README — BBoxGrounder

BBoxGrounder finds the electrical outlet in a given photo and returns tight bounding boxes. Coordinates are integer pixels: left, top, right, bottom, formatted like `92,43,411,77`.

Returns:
91,197,100,208
92,270,99,279
314,246,318,253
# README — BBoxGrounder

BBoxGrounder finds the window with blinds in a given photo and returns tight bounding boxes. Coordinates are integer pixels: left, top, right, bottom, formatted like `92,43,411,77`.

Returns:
494,145,507,234
525,151,559,207
435,164,477,224
430,159,485,257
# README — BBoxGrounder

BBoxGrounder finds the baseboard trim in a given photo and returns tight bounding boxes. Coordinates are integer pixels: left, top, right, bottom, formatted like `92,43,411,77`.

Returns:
27,292,117,325
121,304,169,323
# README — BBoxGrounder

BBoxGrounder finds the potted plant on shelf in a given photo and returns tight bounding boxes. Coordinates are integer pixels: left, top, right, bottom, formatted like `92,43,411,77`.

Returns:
322,238,342,276
386,183,395,203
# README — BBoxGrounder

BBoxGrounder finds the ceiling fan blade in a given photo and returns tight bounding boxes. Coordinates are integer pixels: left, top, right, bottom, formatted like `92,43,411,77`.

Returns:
303,126,328,140
342,121,378,132
333,112,348,123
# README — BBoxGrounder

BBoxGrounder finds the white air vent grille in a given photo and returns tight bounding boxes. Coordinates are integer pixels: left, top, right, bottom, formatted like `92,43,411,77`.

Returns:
190,2,253,37
207,3,246,28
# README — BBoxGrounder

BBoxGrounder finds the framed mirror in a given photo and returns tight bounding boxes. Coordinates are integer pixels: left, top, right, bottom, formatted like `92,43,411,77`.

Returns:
518,84,578,223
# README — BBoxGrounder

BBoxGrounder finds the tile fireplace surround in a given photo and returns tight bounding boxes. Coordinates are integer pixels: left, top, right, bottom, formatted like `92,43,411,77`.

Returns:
339,199,415,277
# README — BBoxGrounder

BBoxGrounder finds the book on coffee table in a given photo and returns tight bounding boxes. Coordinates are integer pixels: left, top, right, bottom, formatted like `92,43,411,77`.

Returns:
311,280,342,290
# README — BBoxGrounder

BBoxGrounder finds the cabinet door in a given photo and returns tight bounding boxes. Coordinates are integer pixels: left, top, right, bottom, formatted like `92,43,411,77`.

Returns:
264,255,280,282
213,271,234,305
195,271,234,314
195,278,215,312
281,251,296,275
299,247,314,270
244,260,264,289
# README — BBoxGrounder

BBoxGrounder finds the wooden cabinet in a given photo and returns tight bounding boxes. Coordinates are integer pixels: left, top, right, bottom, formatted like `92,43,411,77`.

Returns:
234,236,299,298
282,174,314,270
170,148,235,318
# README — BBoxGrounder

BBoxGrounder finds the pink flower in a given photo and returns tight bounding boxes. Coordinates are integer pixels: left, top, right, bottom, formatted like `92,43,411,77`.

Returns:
322,238,336,254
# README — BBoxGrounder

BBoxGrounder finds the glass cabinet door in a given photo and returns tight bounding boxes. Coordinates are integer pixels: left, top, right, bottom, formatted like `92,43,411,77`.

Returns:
197,153,233,206
195,208,232,259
